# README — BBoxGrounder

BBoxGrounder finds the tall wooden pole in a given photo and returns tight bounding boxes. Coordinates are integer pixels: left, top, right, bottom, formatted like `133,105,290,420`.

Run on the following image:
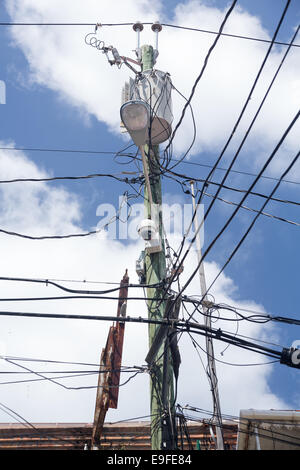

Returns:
142,44,175,450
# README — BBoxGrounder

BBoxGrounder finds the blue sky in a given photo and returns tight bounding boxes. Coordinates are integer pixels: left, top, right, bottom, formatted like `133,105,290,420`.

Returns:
0,0,299,423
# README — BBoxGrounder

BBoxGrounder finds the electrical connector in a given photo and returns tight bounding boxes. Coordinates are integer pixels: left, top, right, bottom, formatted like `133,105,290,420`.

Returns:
280,347,300,369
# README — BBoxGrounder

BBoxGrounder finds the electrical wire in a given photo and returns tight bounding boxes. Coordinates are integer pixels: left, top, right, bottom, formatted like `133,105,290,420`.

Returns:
187,296,300,328
2,356,146,391
188,331,279,368
161,22,300,48
164,5,297,289
168,109,300,315
3,144,300,186
183,406,300,447
0,294,163,302
203,190,300,227
1,21,299,48
2,145,300,186
164,0,238,155
168,172,300,208
0,371,99,386
0,172,141,185
0,401,83,446
0,274,162,295
155,3,297,312
197,12,299,222
202,149,300,305
0,145,136,157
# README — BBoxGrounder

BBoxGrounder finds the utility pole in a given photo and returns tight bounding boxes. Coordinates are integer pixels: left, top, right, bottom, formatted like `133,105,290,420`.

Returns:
142,44,176,451
190,181,224,450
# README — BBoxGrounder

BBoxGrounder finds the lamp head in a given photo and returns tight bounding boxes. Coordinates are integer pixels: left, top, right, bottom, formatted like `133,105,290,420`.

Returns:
120,100,150,147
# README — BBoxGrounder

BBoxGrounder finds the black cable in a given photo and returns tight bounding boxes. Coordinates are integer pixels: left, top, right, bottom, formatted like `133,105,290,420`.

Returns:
1,356,101,367
202,190,300,227
183,407,300,447
0,224,105,241
0,294,165,302
215,303,300,327
0,307,298,364
161,22,300,48
188,297,300,329
167,159,300,186
181,326,281,360
164,0,238,155
0,275,162,295
2,145,300,185
164,171,300,211
0,145,136,157
3,356,146,391
0,172,141,185
194,7,297,228
170,109,300,312
0,401,82,446
188,331,279,368
187,414,300,449
203,149,300,304
164,3,297,293
161,84,197,171
1,21,299,48
0,371,99,386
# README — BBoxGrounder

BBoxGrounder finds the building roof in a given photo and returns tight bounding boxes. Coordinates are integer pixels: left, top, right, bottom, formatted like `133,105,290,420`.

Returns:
237,410,300,450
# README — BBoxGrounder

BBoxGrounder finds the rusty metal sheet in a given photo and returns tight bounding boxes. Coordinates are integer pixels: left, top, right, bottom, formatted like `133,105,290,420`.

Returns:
91,271,129,447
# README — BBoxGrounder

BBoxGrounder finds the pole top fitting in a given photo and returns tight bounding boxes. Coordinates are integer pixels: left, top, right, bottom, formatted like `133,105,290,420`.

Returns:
133,22,144,32
151,21,162,33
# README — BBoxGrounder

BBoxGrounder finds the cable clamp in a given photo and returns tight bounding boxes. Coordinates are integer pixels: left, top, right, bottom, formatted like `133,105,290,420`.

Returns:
215,328,222,339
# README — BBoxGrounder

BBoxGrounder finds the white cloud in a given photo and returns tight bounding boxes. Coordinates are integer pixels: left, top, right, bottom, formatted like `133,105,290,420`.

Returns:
0,145,289,424
4,0,300,177
1,0,296,425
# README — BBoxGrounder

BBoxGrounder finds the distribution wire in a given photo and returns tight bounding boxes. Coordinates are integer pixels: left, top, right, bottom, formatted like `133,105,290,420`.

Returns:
0,21,299,48
0,274,163,295
154,0,296,309
165,170,300,208
202,190,300,228
2,144,300,186
0,172,142,185
1,162,299,211
0,401,83,446
0,309,292,361
183,413,300,449
166,1,295,246
164,0,238,156
3,356,147,392
182,406,300,447
164,1,297,282
0,371,99,387
166,107,300,317
188,331,280,368
0,188,134,240
186,296,300,328
201,148,300,307
194,11,299,223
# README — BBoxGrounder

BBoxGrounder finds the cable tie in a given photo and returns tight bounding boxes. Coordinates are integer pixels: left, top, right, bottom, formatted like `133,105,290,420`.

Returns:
215,328,222,339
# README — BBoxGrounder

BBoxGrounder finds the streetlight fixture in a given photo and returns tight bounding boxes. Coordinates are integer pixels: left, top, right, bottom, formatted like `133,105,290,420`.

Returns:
120,99,154,217
120,99,150,147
